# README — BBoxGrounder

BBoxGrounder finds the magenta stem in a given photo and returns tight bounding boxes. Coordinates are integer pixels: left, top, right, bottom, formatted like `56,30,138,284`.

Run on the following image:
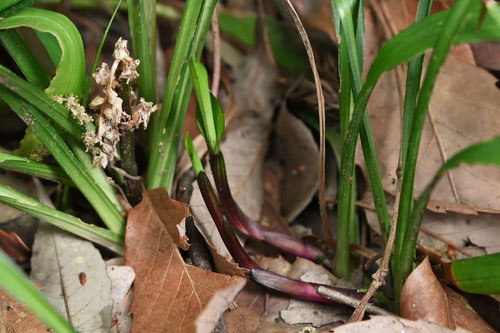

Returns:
209,153,331,268
196,172,373,304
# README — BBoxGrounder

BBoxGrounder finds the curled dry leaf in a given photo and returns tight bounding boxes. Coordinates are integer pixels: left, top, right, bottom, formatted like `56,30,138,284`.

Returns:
401,257,495,333
0,229,30,262
274,105,319,222
0,288,49,332
125,190,246,333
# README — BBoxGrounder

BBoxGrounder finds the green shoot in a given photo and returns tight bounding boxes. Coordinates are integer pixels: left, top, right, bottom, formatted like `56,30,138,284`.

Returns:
184,133,204,177
0,252,75,332
0,183,124,254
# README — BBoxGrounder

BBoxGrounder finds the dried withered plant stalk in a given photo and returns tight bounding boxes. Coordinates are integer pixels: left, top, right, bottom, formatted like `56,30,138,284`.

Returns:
88,38,157,169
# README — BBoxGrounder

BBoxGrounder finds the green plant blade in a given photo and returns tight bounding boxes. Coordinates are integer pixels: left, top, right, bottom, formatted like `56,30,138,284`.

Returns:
0,86,125,235
445,253,500,294
0,252,75,332
0,65,83,142
0,183,124,254
184,133,203,176
36,30,62,67
127,0,157,104
189,58,218,153
146,0,217,191
0,0,38,18
394,1,483,303
0,29,50,88
398,136,500,294
332,0,390,277
211,93,225,147
401,0,433,170
0,7,85,96
0,152,74,186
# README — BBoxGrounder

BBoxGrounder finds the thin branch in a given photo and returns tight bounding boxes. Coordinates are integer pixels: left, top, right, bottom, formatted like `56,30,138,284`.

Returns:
210,7,221,98
317,286,393,316
282,0,332,248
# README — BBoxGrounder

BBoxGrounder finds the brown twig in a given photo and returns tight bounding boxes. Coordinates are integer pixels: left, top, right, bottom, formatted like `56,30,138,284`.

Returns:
210,7,221,98
317,286,393,316
282,0,332,249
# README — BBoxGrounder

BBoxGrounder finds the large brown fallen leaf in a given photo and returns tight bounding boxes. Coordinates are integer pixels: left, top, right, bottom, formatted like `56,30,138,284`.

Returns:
401,257,495,333
0,288,49,332
332,316,468,333
125,189,246,333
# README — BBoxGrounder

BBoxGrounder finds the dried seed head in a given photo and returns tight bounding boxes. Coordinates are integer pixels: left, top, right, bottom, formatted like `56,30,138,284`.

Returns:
88,37,157,168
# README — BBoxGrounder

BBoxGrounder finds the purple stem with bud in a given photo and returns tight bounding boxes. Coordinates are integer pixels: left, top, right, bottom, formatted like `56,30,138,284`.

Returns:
197,171,371,304
209,152,332,269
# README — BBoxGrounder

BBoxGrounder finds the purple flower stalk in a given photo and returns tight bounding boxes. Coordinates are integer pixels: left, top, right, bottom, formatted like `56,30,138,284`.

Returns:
210,152,332,269
197,171,371,304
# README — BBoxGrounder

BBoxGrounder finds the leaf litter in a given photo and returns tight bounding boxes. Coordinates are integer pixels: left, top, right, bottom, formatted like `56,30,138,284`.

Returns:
125,188,246,333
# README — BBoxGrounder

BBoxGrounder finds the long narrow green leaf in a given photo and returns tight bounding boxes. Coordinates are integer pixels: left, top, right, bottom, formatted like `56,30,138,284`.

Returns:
446,253,500,294
127,0,157,104
398,136,500,296
394,0,486,309
0,183,123,253
0,152,74,186
331,1,499,278
0,0,38,18
190,58,217,152
401,0,433,174
146,0,217,191
0,86,125,235
332,0,390,277
36,30,62,67
184,133,203,176
0,7,85,96
0,29,50,88
0,252,75,332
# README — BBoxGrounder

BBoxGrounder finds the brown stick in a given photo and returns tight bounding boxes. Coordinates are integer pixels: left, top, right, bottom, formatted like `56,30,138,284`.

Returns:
281,0,333,249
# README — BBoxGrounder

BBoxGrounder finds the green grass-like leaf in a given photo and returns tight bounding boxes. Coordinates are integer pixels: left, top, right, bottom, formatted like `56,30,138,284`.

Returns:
190,58,218,153
0,252,75,332
146,0,217,191
0,86,125,235
0,29,50,88
448,252,500,294
0,152,74,186
0,0,38,18
184,133,203,176
0,183,124,253
127,0,157,104
398,136,500,296
0,7,85,96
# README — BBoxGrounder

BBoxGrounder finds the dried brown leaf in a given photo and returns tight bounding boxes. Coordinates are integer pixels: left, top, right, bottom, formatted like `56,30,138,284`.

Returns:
0,229,30,262
333,315,468,333
0,289,49,332
125,190,246,333
401,257,495,333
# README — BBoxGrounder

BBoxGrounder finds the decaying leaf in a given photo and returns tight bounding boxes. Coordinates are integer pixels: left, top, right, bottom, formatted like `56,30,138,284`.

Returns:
30,224,113,332
332,315,468,333
125,190,246,333
146,187,191,250
107,265,135,333
401,257,495,333
0,288,49,332
274,105,319,222
0,229,30,262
